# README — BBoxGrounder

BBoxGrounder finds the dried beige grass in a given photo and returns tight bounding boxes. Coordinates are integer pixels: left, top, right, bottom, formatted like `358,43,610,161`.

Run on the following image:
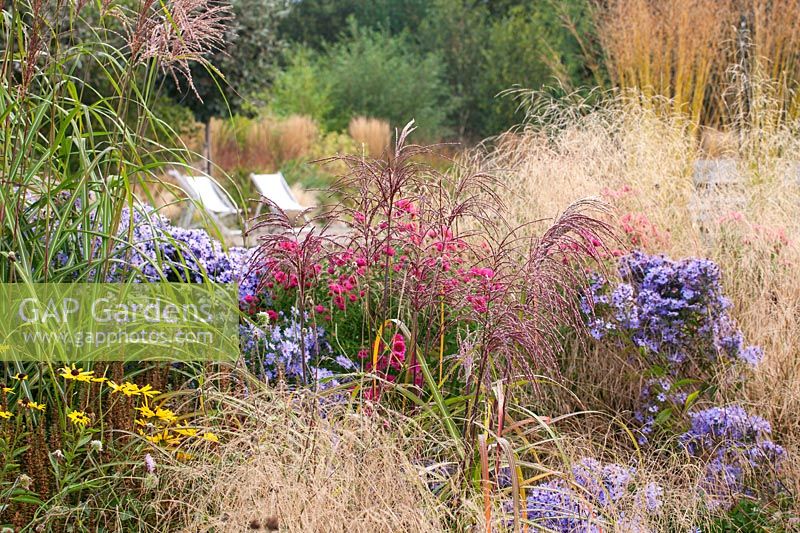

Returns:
275,114,319,162
595,0,735,125
211,115,320,175
153,380,447,532
473,88,800,514
349,116,391,157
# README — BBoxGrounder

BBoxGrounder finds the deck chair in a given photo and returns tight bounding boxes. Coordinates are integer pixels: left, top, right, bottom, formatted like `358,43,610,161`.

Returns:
692,159,741,189
168,170,242,236
251,172,311,221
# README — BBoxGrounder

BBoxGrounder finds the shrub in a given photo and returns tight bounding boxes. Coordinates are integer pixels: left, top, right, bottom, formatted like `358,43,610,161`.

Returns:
320,25,453,139
268,47,333,123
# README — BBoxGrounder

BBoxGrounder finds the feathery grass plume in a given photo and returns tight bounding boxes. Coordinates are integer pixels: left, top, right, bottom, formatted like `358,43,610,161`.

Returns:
348,116,391,157
249,210,339,383
317,123,613,449
475,86,800,523
129,0,232,93
148,373,452,532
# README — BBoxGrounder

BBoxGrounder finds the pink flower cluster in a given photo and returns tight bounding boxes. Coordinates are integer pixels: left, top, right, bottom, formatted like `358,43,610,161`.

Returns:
619,212,667,249
717,211,791,255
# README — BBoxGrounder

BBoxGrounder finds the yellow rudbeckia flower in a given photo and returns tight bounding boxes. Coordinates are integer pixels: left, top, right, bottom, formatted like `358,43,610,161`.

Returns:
173,424,197,437
135,405,156,418
137,384,160,399
67,410,91,427
19,398,45,411
145,430,180,446
200,432,219,443
0,410,12,419
154,407,177,425
108,381,161,399
59,364,94,383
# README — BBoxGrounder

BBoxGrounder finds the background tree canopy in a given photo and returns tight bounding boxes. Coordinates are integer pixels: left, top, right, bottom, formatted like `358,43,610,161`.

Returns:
161,0,597,141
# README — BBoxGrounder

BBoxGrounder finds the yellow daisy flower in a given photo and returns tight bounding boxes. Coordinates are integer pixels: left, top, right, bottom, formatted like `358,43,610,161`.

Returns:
135,405,156,418
154,407,177,425
145,430,180,446
173,424,197,437
19,398,45,411
200,431,219,443
137,384,160,399
109,382,161,399
1,384,13,394
67,410,91,427
118,382,141,397
11,373,28,381
58,364,94,383
107,381,139,397
0,410,12,419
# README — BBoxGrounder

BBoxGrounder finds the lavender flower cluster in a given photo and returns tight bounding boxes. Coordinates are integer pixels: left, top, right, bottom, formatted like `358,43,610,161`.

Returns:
584,251,760,367
53,203,350,379
679,406,785,504
583,252,763,439
240,307,354,386
110,207,354,385
54,204,260,300
506,458,663,532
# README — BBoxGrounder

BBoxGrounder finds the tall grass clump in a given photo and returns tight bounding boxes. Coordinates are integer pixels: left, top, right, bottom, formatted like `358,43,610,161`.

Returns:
0,0,242,528
210,114,323,173
150,374,451,532
348,116,391,157
595,0,733,125
593,0,800,126
474,87,800,525
245,121,617,529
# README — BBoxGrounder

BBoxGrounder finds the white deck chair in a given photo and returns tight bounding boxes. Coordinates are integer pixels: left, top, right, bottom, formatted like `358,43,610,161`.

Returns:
168,170,242,236
251,172,311,221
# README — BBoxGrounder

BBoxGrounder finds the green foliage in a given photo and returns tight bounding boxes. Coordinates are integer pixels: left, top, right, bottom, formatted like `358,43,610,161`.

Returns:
268,47,333,123
149,96,202,148
417,0,492,138
419,0,598,137
479,4,599,135
278,0,430,50
0,1,230,527
320,24,453,139
708,499,791,532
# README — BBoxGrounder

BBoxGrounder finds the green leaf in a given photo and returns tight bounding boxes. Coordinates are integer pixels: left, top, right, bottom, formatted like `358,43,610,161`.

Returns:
654,408,672,426
684,390,701,410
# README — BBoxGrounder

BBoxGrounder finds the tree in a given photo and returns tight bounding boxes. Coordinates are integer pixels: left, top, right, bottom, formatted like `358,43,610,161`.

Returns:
320,24,453,140
417,0,492,138
166,0,289,172
278,0,429,50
